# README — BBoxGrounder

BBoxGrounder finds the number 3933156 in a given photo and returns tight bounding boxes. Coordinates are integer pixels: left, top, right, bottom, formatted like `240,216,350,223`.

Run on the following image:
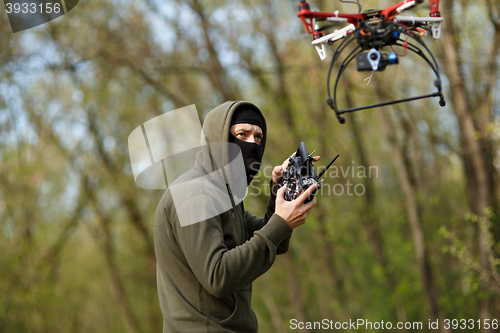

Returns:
3,0,79,33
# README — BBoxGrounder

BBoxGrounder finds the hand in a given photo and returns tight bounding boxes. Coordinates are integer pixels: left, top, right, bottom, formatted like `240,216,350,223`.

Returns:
271,153,321,185
274,183,318,229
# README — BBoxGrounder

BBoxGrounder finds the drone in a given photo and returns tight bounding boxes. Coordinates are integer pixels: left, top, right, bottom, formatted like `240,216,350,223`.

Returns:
297,0,446,124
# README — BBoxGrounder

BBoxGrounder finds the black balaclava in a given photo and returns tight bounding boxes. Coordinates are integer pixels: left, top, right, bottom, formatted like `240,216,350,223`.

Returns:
229,107,264,185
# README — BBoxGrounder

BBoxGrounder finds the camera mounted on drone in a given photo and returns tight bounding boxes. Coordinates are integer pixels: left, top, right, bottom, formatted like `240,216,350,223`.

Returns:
297,0,446,124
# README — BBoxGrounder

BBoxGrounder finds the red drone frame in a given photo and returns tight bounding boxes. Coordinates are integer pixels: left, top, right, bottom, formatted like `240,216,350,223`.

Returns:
297,0,445,124
298,0,441,34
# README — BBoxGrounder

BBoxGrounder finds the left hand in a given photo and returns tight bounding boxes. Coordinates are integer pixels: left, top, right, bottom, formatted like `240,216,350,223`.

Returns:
271,153,321,185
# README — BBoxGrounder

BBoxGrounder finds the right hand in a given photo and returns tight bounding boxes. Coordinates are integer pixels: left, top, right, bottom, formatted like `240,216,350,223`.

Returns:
274,183,318,229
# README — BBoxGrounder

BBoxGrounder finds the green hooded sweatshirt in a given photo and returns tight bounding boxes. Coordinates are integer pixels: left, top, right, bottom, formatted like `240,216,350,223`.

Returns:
154,101,293,333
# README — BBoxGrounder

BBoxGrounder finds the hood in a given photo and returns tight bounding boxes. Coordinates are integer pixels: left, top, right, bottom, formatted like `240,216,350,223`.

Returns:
197,101,267,176
165,101,267,228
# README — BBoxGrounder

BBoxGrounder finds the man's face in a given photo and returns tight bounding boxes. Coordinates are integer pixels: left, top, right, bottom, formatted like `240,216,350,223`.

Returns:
230,123,263,145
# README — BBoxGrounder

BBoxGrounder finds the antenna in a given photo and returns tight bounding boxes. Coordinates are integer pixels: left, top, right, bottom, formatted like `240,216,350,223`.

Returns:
317,154,340,180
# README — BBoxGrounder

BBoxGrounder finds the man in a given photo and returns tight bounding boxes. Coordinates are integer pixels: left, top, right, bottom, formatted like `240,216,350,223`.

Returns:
154,101,318,332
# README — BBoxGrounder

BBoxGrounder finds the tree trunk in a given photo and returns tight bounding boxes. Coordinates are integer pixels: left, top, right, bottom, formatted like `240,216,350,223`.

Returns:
379,110,449,332
348,111,409,327
284,252,312,333
188,0,241,101
260,274,288,333
440,1,492,329
314,207,351,322
93,203,141,333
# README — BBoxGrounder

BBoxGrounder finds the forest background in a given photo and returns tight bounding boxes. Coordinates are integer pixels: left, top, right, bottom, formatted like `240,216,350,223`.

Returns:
1,0,499,332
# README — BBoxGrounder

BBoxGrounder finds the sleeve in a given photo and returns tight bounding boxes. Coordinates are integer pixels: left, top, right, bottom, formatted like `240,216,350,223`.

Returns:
244,180,292,255
170,192,292,299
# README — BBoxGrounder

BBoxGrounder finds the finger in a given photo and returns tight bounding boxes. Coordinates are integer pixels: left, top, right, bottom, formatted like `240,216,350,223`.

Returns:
302,195,317,210
313,156,321,161
276,185,286,200
282,152,296,167
296,183,318,204
301,207,312,218
272,166,283,184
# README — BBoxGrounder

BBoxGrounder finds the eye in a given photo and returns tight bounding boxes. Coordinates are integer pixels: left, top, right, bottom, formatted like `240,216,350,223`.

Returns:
236,133,245,138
